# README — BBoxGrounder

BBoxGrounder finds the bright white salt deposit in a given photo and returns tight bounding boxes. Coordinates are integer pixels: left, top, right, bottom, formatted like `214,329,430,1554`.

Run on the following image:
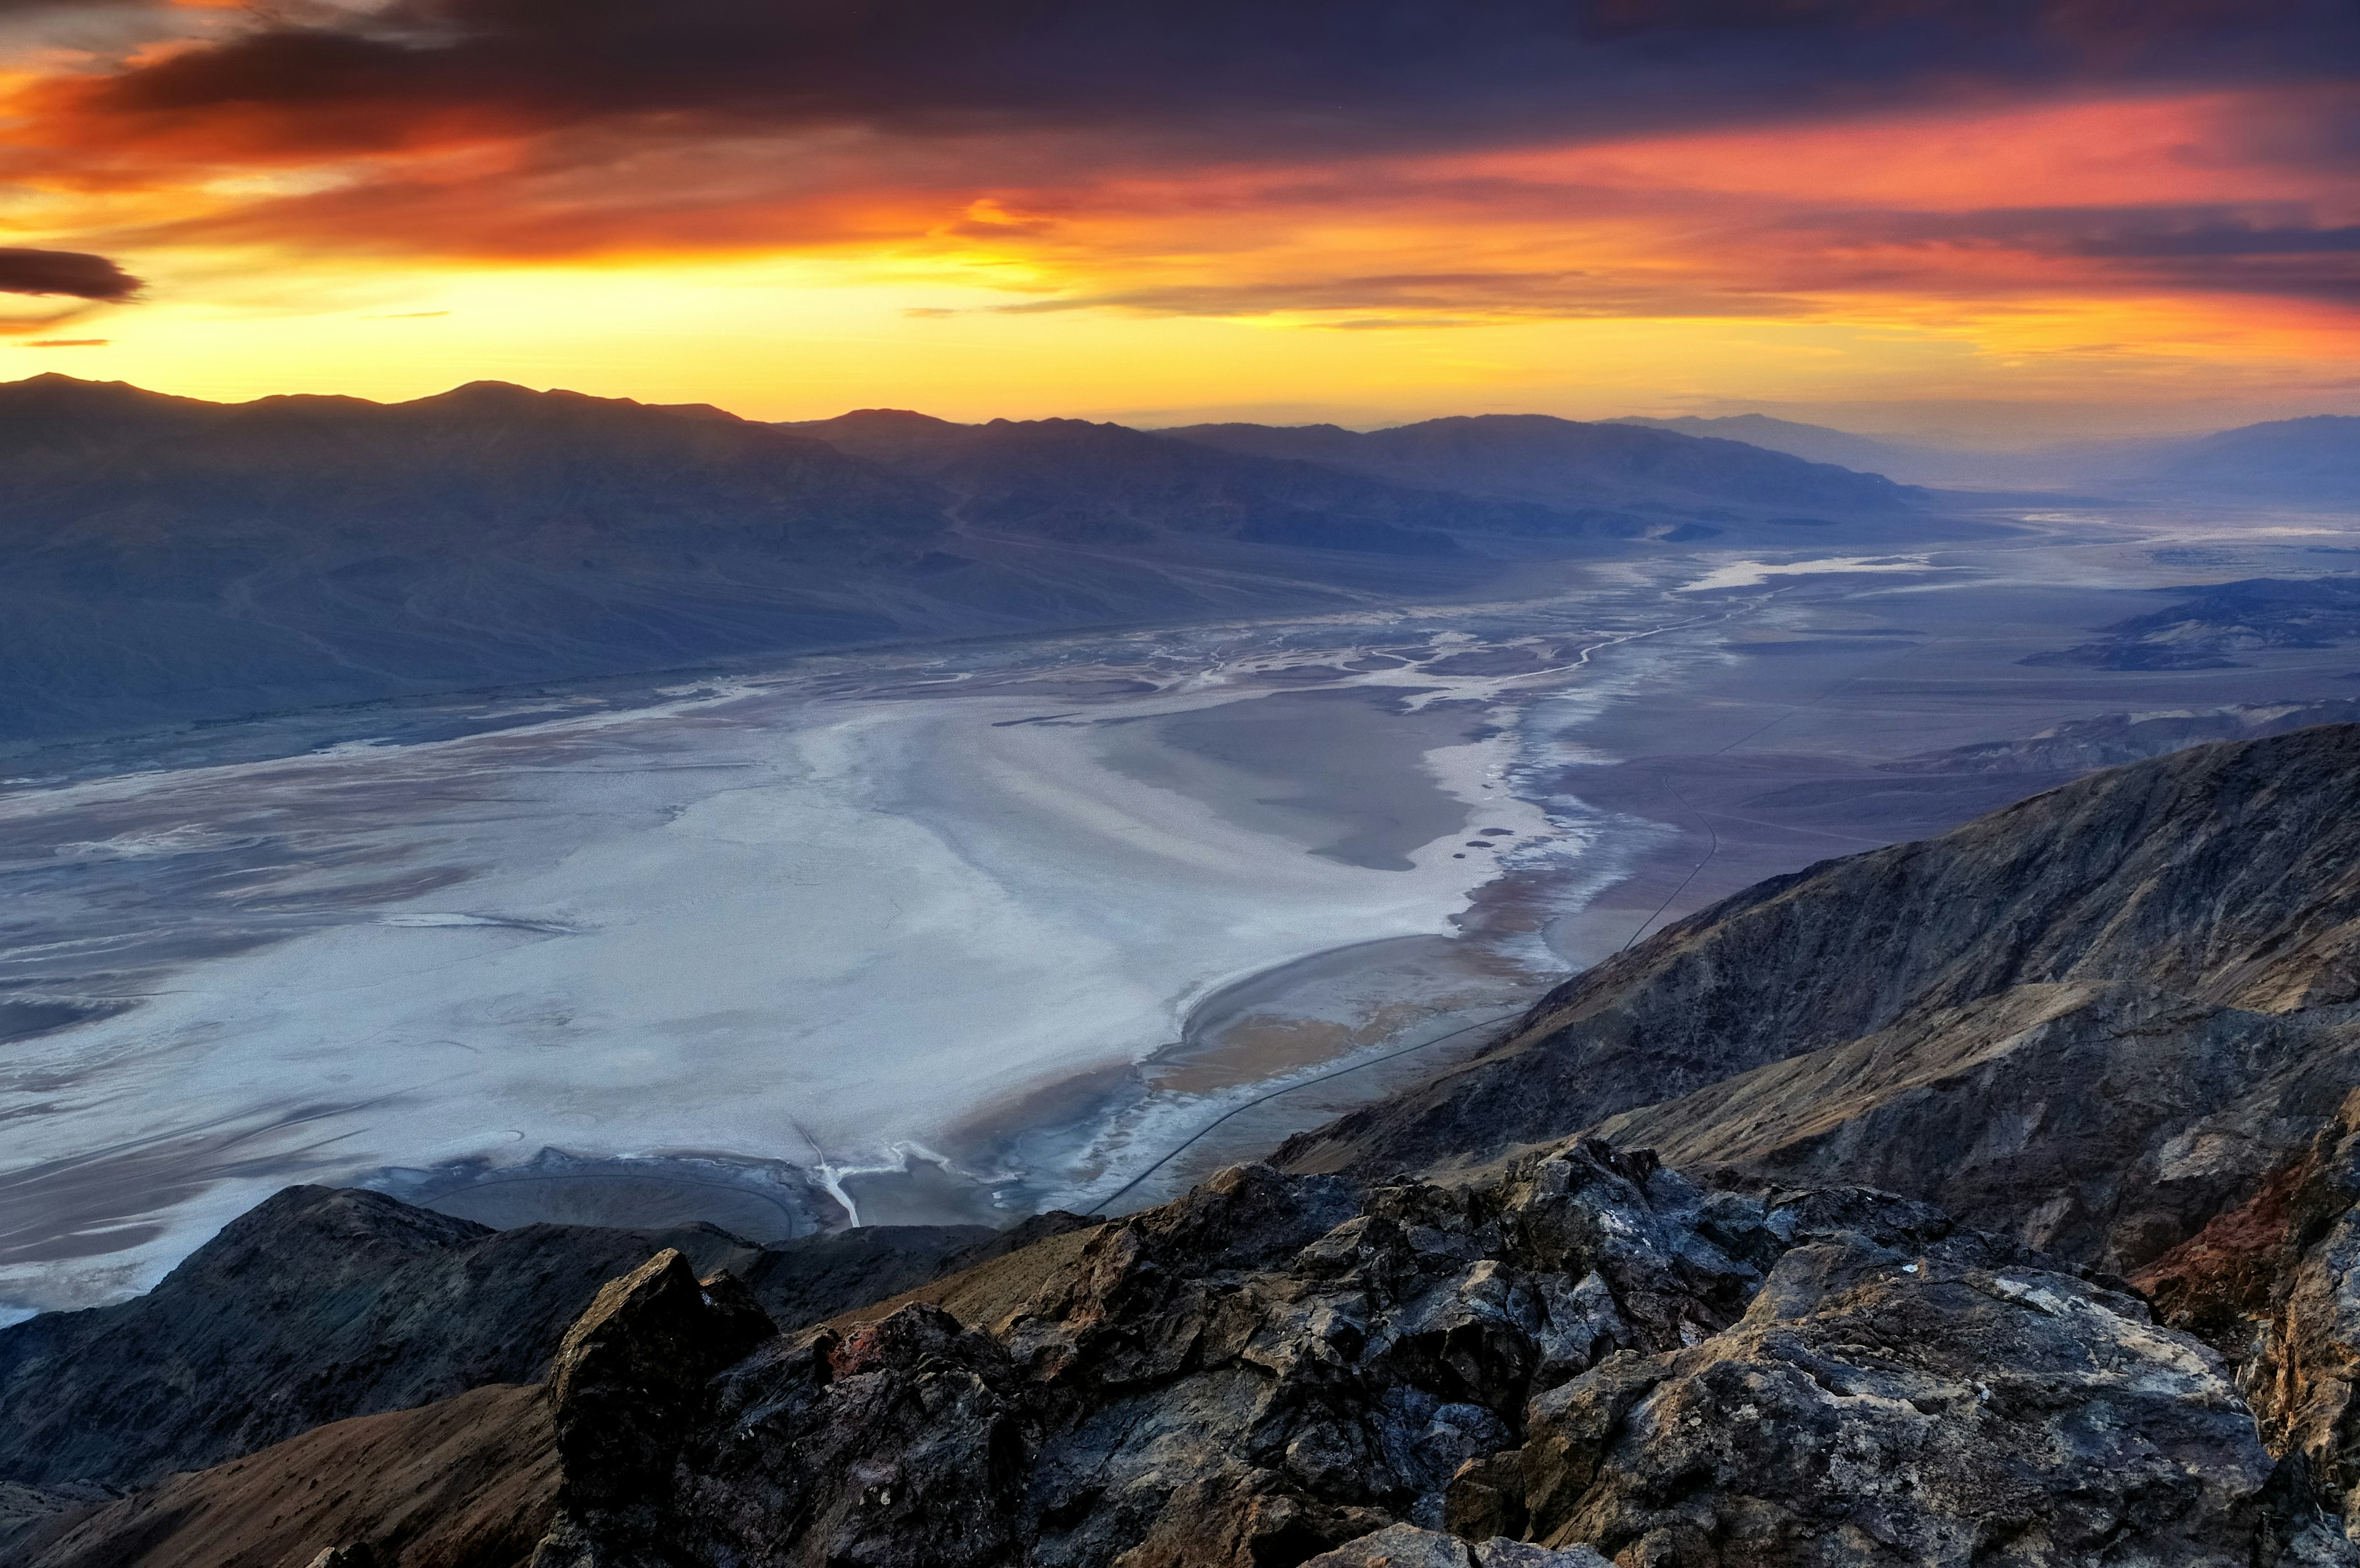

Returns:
0,638,1587,1310
1678,555,1944,592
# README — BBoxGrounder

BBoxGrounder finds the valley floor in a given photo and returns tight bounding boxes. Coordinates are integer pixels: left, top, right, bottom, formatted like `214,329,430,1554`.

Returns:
4,499,2358,1319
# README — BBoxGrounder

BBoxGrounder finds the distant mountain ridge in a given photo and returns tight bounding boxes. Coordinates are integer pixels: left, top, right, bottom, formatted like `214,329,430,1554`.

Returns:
2145,414,2360,503
1605,413,1941,480
774,410,1583,552
1610,408,2360,499
1158,412,1924,523
0,375,1972,745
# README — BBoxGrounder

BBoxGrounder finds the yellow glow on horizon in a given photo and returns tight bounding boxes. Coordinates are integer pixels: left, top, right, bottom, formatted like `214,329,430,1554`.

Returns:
12,246,2351,436
2,57,2353,435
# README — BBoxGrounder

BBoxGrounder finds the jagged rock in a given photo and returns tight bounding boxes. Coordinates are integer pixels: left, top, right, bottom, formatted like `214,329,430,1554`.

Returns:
534,1249,774,1564
1522,1231,2292,1564
2141,1088,2360,1534
20,1139,2343,1566
514,1141,2329,1566
672,1303,1036,1568
1278,725,2360,1277
0,1186,758,1495
0,1183,1078,1501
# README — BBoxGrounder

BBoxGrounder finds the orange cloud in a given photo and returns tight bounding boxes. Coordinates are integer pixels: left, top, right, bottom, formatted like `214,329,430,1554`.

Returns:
0,1,2351,420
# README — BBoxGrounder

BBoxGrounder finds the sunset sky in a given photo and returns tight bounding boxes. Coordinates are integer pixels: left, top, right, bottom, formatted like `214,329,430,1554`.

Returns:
1,1,2356,437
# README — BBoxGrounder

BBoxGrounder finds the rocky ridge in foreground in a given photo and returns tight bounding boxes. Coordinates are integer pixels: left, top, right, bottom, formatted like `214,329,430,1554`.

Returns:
14,724,2360,1565
1276,723,2360,1281
18,1139,2354,1566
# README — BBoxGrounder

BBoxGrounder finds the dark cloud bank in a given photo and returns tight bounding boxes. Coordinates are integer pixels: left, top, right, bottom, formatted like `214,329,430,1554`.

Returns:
0,249,142,302
70,1,2360,158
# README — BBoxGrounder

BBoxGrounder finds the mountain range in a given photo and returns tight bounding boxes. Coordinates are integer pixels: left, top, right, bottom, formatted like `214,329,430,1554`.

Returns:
9,724,2360,1565
1617,411,2359,499
0,376,1951,745
1607,415,1961,484
1154,415,1920,522
2147,415,2360,503
9,371,2343,750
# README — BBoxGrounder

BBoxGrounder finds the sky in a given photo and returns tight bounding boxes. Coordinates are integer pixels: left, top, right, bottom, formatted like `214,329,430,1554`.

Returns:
0,1,2356,439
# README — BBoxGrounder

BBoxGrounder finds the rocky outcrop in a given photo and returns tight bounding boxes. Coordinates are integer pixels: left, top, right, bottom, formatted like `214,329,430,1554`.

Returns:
1277,725,2360,1277
492,1143,2340,1567
0,1183,1080,1507
0,1187,664,1497
20,1144,2353,1566
532,1250,776,1566
2139,1089,2360,1537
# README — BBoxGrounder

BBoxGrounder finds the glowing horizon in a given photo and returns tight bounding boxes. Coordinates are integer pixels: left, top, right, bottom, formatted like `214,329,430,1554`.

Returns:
2,3,2355,438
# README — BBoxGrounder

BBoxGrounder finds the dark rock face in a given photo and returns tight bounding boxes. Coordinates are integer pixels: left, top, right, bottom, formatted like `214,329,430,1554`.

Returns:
532,1250,775,1566
0,1186,644,1494
0,1183,1072,1502
1524,1236,2268,1563
2139,1089,2360,1539
484,1147,2337,1567
1277,724,2360,1278
1302,1523,1610,1566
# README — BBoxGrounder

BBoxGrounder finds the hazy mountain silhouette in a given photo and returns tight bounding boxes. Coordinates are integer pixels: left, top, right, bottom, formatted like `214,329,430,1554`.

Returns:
2138,414,2359,503
0,377,1982,743
1606,413,1939,479
1160,412,1925,528
1613,409,2360,501
776,411,1592,552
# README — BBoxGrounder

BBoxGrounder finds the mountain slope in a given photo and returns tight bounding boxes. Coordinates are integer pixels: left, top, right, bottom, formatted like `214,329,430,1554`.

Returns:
2139,414,2360,503
0,378,1560,743
1275,724,2360,1274
0,376,948,739
1606,413,1933,477
22,1383,558,1568
1161,414,1927,530
779,411,1608,548
0,1183,1074,1500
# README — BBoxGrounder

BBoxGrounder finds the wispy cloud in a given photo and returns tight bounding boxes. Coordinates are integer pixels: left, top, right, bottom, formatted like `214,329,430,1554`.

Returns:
0,2,2352,415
